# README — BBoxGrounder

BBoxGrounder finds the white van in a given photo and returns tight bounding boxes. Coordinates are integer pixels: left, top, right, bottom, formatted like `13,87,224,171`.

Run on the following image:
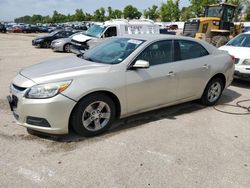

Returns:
71,19,160,53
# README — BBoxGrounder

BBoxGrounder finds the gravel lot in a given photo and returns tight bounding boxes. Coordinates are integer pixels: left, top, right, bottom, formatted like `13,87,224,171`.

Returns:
0,33,250,188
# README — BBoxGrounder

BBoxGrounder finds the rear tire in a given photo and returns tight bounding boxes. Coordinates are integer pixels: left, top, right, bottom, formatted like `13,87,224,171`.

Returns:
70,94,116,137
201,78,224,106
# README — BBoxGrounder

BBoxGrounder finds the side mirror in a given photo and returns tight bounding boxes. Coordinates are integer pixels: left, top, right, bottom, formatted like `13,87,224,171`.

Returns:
132,60,150,69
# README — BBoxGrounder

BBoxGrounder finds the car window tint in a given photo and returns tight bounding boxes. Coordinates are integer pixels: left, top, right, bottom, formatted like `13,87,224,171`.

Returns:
175,40,209,61
55,31,65,37
104,27,117,37
136,40,173,66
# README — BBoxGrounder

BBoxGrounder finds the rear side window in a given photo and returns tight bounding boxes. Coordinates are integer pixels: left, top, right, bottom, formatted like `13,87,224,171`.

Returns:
136,40,173,66
174,40,209,61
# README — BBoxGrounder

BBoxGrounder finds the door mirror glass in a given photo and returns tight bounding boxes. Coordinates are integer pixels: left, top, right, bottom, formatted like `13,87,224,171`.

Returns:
132,60,150,69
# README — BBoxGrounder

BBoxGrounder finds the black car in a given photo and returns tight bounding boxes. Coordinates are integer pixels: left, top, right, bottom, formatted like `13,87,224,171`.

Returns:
32,30,76,48
22,26,40,33
0,24,6,33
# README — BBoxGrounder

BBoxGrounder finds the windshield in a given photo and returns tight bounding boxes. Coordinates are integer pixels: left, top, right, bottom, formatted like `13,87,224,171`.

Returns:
85,25,106,38
227,34,250,47
80,38,145,64
206,6,223,17
48,30,58,36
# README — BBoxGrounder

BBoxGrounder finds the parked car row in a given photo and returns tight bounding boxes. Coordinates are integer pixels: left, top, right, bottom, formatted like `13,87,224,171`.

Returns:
32,30,80,48
33,19,177,54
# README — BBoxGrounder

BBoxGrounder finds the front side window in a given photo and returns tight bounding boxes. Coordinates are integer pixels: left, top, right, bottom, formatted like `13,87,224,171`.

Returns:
104,27,117,37
80,38,145,64
174,40,209,61
136,40,173,66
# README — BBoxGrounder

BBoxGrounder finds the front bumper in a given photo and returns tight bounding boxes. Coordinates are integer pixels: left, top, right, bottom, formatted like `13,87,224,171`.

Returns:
32,40,42,47
234,71,250,81
51,42,64,52
7,90,76,135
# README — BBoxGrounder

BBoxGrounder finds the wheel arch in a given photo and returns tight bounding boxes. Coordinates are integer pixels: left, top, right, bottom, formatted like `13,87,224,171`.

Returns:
204,73,226,93
68,90,121,131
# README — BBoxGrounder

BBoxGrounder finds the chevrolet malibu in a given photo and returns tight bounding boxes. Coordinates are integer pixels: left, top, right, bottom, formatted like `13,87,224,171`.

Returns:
8,35,235,137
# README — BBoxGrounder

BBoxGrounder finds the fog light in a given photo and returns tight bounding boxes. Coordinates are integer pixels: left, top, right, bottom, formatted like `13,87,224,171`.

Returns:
26,116,51,127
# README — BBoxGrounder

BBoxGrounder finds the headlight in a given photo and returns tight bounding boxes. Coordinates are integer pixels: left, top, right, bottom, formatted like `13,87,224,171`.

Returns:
35,39,44,42
242,59,250,65
54,41,62,45
25,80,72,99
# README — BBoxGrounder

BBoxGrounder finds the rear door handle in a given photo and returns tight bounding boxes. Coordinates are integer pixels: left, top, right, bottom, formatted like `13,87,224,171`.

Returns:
202,64,209,70
167,71,175,77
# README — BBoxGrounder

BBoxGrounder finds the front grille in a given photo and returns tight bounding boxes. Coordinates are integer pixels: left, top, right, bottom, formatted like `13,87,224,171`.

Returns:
183,20,200,38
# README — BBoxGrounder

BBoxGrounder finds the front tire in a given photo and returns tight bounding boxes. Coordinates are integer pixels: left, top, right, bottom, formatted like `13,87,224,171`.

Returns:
70,94,116,137
63,43,71,53
201,78,224,106
43,41,51,48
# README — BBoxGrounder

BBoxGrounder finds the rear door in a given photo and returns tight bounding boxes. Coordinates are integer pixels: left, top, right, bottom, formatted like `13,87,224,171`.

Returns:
173,40,211,100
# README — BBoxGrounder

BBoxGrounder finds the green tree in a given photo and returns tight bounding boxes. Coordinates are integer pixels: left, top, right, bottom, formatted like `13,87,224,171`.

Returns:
143,5,159,20
107,7,123,19
113,9,123,19
180,6,194,21
160,0,180,21
245,2,250,21
73,9,85,21
93,7,106,21
189,0,219,17
51,10,67,23
123,5,142,19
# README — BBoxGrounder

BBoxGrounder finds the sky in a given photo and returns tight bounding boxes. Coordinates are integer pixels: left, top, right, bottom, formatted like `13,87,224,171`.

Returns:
0,0,190,21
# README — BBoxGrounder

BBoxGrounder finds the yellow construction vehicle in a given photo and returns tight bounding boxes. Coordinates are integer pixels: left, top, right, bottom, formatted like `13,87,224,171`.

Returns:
183,3,243,47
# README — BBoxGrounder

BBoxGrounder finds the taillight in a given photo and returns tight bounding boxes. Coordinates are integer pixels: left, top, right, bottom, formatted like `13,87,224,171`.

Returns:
230,55,236,63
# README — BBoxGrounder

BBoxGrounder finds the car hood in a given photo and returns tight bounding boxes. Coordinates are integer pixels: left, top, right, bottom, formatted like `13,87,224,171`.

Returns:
219,45,250,59
72,34,94,42
34,36,52,41
20,56,111,84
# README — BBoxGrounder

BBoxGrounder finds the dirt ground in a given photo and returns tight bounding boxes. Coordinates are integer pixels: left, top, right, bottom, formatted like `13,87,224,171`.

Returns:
0,33,250,188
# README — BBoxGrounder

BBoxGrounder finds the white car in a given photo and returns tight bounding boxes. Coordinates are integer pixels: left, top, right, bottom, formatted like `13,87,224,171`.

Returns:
219,32,250,81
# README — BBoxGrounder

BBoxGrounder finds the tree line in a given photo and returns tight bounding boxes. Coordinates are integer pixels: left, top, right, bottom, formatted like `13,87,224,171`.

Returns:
14,0,250,24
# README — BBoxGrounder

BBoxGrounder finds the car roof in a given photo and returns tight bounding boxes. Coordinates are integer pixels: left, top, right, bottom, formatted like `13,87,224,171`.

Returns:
119,34,218,54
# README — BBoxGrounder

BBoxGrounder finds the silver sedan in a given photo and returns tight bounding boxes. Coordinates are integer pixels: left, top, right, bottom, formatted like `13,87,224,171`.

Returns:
51,32,84,53
8,35,235,136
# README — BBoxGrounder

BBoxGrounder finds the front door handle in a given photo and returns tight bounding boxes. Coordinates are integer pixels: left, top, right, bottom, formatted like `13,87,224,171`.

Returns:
167,71,175,77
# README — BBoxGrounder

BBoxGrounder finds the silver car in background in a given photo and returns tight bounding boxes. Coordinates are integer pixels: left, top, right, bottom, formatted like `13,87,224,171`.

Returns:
8,35,235,137
51,31,83,53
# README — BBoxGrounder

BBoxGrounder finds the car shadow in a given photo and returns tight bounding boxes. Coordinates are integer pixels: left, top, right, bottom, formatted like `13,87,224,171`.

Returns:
231,79,250,89
35,88,241,143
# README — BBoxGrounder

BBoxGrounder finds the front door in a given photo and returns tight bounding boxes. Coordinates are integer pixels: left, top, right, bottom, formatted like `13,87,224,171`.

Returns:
126,40,178,114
